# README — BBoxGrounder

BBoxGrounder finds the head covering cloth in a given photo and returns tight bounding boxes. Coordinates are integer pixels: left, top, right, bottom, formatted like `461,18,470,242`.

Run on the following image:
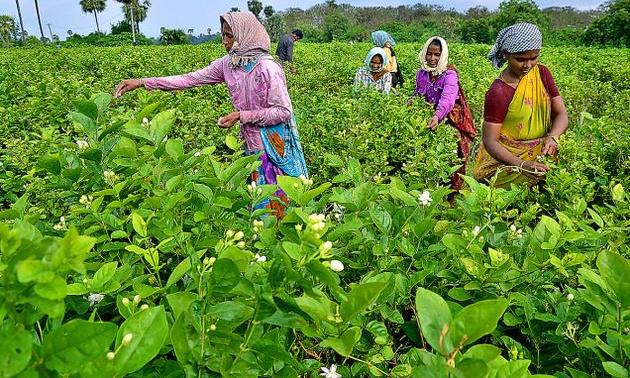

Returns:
364,47,389,73
220,12,271,68
488,23,542,69
372,31,396,48
418,36,449,77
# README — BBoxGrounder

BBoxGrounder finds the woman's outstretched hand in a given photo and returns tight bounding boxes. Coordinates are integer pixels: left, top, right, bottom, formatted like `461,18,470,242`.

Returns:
114,79,143,98
426,115,439,130
217,111,240,128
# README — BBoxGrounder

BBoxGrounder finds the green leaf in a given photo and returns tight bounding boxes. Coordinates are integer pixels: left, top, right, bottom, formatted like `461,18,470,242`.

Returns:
34,276,67,300
225,134,241,151
602,361,629,378
463,344,502,363
165,175,183,192
131,213,147,238
93,93,112,116
455,358,488,378
70,111,97,138
597,251,630,307
206,301,254,322
43,320,117,375
37,154,61,175
166,292,197,319
340,282,387,321
320,327,361,357
0,327,33,377
369,206,392,234
295,291,333,322
299,182,332,206
277,175,302,203
209,258,241,293
91,262,117,291
150,109,175,144
165,139,184,160
73,100,98,120
449,299,509,347
415,288,452,355
114,306,169,376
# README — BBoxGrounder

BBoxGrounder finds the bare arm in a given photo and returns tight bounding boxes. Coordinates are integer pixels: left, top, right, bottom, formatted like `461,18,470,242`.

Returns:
541,96,569,155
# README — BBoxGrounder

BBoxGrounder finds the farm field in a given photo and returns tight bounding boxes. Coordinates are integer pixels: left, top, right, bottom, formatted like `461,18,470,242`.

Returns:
0,43,629,377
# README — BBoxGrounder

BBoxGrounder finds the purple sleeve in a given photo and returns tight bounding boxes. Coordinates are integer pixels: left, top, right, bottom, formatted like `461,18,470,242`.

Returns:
239,61,292,127
414,69,425,95
143,57,225,90
435,70,459,121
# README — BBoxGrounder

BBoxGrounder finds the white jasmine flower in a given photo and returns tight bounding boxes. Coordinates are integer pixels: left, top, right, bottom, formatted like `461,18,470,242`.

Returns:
237,241,246,248
87,293,104,306
510,224,517,232
194,151,201,157
210,324,217,331
133,295,141,305
76,140,89,149
320,363,342,378
140,304,149,310
226,230,235,238
255,253,267,262
472,226,481,237
330,260,344,272
418,190,432,206
234,231,244,241
107,351,116,360
567,293,574,301
320,241,333,251
122,297,130,306
142,117,149,126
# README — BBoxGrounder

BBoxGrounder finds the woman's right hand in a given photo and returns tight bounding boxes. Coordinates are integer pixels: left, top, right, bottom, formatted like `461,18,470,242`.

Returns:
114,79,143,98
519,160,549,178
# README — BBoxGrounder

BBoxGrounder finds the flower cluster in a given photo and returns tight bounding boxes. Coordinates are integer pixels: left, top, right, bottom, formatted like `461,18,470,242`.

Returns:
103,170,117,185
247,181,263,196
418,190,432,206
308,213,326,234
76,139,89,150
509,224,523,238
79,194,93,208
252,220,264,234
53,216,67,231
298,174,313,187
226,229,246,248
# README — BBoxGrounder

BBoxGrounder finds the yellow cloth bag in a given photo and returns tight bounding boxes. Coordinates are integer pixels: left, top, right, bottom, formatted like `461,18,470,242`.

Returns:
474,65,552,186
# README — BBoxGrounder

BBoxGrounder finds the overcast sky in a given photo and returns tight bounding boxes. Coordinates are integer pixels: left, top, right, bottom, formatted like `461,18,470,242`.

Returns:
1,0,604,39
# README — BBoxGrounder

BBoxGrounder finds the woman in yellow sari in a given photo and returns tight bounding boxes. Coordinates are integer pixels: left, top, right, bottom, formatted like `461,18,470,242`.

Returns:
473,23,568,186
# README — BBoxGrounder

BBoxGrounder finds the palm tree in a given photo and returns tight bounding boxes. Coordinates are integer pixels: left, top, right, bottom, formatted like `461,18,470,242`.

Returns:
33,0,45,41
0,15,16,47
79,0,107,33
15,0,25,42
115,0,150,44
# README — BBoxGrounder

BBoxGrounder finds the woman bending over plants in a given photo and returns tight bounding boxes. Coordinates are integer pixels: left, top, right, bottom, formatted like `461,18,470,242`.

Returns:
473,23,568,187
113,12,308,217
353,47,393,94
407,36,476,193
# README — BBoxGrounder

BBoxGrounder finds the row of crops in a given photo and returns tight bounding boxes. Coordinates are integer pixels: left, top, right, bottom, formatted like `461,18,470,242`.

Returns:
0,43,628,377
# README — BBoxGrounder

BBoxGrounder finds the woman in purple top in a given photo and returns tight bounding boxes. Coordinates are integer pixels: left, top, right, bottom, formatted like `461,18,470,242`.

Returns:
113,12,307,218
407,36,476,192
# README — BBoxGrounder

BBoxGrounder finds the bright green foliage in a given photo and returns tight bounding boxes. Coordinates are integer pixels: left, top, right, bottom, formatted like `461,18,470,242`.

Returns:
0,42,629,377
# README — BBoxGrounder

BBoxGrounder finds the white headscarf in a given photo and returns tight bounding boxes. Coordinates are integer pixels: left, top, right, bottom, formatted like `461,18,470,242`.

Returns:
418,36,449,77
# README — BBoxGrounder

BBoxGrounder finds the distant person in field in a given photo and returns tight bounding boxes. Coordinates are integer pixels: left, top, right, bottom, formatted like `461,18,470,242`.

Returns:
276,29,303,74
407,36,476,192
114,12,308,218
371,30,403,88
473,23,568,187
354,47,392,93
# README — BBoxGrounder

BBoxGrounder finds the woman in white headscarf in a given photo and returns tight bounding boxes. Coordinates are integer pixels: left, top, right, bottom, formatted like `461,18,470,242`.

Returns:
408,36,476,193
473,23,568,187
354,47,393,93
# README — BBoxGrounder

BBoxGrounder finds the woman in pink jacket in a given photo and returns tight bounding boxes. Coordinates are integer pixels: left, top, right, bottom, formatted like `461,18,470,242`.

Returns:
114,12,308,217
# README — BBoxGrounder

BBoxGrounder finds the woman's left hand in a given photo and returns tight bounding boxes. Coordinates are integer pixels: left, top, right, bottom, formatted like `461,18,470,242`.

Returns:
426,115,439,131
217,112,240,128
541,135,559,156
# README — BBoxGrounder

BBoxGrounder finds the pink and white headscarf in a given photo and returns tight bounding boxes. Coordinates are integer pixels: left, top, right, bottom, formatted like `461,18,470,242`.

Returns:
220,12,271,68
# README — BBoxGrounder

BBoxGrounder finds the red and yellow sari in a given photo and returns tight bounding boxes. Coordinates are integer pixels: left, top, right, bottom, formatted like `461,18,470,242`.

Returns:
474,65,551,186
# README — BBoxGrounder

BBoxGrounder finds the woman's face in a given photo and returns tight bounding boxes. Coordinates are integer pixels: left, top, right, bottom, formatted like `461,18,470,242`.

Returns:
221,22,235,52
425,43,441,68
505,49,540,77
370,54,383,71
